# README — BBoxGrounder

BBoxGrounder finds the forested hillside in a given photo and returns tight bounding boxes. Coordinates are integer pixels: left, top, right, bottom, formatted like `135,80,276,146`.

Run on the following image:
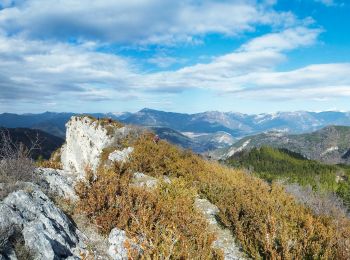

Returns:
225,146,350,209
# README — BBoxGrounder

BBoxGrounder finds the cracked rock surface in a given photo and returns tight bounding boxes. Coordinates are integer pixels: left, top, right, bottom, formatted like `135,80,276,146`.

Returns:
0,188,86,260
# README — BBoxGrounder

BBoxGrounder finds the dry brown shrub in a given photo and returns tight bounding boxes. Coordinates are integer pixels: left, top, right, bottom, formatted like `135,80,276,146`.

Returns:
75,166,221,259
77,132,350,259
36,160,62,170
125,133,350,259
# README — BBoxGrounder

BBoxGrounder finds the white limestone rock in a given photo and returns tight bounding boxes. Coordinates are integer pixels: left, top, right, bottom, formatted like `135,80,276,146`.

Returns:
35,167,78,201
194,198,246,260
108,147,134,163
131,172,158,189
107,227,142,260
0,189,86,260
61,116,132,178
107,228,129,260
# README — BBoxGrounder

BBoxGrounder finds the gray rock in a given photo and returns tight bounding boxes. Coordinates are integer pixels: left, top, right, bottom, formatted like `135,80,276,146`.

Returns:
108,227,142,260
35,167,78,201
0,189,86,260
107,228,129,260
131,172,158,189
194,198,246,260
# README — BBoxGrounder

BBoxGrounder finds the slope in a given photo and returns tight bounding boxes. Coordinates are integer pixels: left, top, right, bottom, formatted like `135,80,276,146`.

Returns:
217,125,350,165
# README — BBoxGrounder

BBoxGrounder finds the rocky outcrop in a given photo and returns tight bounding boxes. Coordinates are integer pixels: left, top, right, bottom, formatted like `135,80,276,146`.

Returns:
0,188,86,260
35,167,78,201
61,116,135,178
194,198,246,260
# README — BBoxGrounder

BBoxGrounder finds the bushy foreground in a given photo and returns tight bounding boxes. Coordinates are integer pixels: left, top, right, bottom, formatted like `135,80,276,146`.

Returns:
76,168,220,259
77,133,350,259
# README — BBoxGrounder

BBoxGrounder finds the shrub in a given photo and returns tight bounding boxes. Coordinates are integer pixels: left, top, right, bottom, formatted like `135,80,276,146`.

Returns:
76,166,220,259
0,130,39,199
127,134,350,259
77,132,350,259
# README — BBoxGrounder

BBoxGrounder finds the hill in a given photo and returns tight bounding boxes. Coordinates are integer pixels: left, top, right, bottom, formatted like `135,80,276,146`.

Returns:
0,127,64,160
2,116,350,259
224,146,350,208
150,127,235,152
215,125,350,165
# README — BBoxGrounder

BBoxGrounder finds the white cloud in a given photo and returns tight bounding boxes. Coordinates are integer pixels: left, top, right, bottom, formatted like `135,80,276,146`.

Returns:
0,0,298,45
314,0,335,6
0,1,348,110
2,25,349,105
240,27,321,52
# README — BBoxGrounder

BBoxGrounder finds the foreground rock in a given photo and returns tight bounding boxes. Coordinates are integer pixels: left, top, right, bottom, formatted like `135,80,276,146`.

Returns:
35,167,78,201
0,188,86,259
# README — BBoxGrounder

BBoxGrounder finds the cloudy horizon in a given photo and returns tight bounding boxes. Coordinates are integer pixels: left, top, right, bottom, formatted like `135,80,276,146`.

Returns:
0,0,349,114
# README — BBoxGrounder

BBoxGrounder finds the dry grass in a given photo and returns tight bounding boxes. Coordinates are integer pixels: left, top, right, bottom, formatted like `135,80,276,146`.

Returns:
35,160,62,169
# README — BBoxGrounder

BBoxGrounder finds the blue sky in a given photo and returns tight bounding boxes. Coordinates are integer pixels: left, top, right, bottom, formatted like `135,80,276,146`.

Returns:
0,0,349,114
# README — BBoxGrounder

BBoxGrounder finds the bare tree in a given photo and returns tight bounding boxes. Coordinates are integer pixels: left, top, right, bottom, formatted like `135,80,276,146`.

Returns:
0,129,41,198
283,182,348,218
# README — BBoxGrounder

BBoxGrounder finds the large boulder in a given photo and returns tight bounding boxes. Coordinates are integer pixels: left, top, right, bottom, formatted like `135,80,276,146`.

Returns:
61,116,132,178
0,188,86,260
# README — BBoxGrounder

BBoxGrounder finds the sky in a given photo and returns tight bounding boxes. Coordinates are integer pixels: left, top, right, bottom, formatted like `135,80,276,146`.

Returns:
0,0,349,114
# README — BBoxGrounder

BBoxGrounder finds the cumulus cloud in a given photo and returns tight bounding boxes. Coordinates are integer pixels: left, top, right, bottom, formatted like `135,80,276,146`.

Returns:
0,0,348,110
1,23,349,105
0,34,140,103
240,27,321,52
0,0,298,45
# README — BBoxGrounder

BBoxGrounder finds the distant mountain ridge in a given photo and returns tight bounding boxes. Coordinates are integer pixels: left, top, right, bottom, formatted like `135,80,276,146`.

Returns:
1,109,350,152
215,125,350,165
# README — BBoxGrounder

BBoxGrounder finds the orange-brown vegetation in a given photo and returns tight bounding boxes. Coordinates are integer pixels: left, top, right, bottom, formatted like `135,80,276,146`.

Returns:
76,166,221,259
76,132,350,259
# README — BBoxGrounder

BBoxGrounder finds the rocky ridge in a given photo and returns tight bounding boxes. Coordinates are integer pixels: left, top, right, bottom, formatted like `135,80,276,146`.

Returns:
1,116,246,259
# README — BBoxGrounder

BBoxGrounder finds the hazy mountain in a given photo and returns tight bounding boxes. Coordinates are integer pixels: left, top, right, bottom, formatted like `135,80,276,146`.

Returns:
150,127,235,152
0,127,64,160
123,109,350,137
215,125,350,165
1,109,350,152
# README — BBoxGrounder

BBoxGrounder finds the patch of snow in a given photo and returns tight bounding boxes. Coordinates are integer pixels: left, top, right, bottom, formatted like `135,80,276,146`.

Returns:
226,139,251,158
321,146,339,156
181,132,208,138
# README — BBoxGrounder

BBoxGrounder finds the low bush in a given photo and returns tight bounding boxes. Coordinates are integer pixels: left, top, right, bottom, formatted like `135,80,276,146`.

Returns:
127,134,350,259
77,132,350,259
76,167,220,259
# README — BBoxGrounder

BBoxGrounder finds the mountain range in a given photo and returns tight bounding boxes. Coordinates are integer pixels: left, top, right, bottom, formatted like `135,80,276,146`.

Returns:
215,125,350,165
1,109,350,152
